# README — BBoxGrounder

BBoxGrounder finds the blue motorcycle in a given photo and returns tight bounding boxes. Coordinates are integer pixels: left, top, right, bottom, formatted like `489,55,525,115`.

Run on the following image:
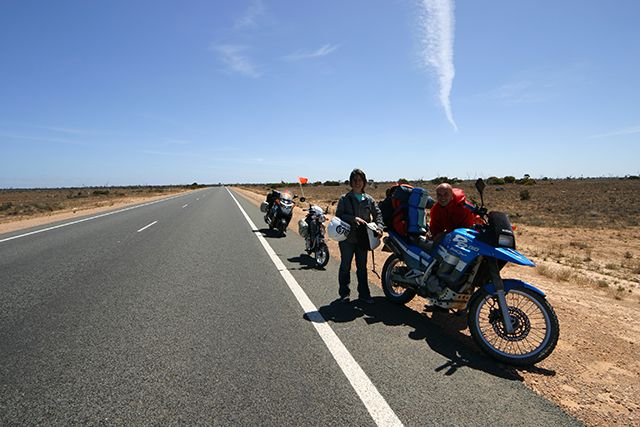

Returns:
381,179,559,366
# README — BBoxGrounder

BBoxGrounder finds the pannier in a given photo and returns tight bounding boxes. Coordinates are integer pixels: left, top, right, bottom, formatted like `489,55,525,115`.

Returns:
379,183,434,236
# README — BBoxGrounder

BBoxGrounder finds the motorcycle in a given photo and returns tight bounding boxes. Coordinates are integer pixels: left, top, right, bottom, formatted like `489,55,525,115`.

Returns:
261,190,296,236
298,199,330,268
381,178,559,366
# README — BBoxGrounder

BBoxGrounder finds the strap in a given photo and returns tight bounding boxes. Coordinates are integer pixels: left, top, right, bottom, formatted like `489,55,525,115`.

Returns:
349,193,359,221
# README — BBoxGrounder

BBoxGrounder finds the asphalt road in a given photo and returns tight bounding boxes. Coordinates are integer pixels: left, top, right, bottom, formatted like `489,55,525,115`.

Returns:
0,187,581,426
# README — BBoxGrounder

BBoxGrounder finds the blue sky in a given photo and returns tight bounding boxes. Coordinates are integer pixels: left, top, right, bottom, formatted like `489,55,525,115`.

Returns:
1,0,639,188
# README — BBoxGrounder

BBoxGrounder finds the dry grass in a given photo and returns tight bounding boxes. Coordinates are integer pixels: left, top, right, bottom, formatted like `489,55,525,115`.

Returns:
0,185,203,224
536,264,575,282
241,177,640,228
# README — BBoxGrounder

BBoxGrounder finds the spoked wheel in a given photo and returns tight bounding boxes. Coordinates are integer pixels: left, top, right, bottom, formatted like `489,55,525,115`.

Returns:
314,243,330,268
468,285,559,366
381,254,416,304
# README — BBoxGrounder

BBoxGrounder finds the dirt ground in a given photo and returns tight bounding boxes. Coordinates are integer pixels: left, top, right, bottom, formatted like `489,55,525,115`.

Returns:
234,182,640,427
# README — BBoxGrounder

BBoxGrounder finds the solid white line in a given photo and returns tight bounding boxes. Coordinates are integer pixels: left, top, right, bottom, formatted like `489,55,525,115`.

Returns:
136,220,158,233
182,204,189,208
225,187,403,427
0,192,192,244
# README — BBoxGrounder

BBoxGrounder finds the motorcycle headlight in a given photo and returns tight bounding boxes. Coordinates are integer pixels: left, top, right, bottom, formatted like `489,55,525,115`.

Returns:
498,233,515,248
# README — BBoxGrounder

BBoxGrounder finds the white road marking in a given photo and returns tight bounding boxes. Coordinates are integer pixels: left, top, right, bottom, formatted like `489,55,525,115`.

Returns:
0,192,193,244
136,221,158,233
182,204,189,208
226,187,403,427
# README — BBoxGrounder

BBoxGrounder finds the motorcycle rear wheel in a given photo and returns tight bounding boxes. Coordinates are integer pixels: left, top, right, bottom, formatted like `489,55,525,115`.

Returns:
468,285,559,366
315,243,330,268
381,254,416,304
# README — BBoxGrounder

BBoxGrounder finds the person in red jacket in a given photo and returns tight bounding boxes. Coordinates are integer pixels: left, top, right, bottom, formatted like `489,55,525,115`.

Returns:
429,183,480,242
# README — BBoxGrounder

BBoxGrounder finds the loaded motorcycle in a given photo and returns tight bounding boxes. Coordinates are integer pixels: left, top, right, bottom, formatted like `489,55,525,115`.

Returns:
260,190,296,236
381,179,559,366
297,199,330,268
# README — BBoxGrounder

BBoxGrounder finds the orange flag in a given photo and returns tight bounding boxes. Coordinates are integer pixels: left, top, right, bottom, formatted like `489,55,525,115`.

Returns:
298,177,308,185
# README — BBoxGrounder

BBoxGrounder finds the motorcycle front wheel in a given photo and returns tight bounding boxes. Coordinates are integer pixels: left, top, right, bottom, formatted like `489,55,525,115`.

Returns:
314,243,329,268
468,285,559,366
278,219,287,236
381,254,416,304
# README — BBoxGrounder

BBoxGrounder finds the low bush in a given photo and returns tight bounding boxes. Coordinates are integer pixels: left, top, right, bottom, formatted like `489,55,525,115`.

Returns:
486,176,505,185
431,176,461,185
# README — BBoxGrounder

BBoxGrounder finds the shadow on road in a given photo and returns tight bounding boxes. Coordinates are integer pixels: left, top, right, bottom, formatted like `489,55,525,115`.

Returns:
304,296,556,381
287,254,326,271
257,228,285,238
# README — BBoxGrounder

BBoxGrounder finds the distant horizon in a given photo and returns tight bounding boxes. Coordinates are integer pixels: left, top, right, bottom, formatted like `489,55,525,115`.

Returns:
2,173,639,191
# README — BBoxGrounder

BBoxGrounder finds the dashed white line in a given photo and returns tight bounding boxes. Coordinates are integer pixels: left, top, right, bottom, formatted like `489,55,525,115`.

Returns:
136,221,158,233
0,192,192,244
226,187,403,427
182,204,189,208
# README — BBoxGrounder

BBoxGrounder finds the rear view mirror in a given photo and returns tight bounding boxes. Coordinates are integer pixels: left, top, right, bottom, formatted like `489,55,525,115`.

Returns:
475,178,486,196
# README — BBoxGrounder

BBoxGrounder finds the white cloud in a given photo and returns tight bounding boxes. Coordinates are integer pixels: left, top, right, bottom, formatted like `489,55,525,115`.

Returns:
419,0,458,131
284,44,339,61
480,80,551,105
43,126,96,135
235,0,265,29
0,131,79,145
212,44,261,78
589,126,640,139
164,138,191,145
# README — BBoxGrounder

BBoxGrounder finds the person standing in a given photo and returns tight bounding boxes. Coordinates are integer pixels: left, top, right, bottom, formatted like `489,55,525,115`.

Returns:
335,169,384,304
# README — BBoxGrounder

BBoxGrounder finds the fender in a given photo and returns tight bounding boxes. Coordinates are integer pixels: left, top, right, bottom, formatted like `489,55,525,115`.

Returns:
482,279,546,298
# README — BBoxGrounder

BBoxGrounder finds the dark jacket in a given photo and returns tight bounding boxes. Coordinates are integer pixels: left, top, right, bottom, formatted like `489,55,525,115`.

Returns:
336,191,384,244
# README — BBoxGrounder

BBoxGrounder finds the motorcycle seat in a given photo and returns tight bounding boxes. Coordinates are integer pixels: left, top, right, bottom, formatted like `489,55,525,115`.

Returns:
408,235,433,254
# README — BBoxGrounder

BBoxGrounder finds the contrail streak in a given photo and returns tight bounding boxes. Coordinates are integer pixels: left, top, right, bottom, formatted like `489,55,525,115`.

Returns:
420,0,458,131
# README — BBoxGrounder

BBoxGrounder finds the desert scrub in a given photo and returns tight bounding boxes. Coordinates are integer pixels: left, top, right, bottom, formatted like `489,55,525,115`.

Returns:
536,264,574,282
569,240,589,250
536,264,551,277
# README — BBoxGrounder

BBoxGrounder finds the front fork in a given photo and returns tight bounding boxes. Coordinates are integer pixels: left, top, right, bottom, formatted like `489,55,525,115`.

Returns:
488,259,515,334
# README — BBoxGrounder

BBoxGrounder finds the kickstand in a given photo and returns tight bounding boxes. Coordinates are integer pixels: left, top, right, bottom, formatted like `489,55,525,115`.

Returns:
371,250,380,279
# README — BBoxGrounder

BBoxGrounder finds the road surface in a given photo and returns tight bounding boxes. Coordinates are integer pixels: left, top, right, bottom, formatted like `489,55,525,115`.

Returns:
0,187,581,426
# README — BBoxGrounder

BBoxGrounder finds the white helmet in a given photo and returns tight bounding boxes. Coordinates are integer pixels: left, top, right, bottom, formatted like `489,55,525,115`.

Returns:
365,222,381,250
328,217,351,242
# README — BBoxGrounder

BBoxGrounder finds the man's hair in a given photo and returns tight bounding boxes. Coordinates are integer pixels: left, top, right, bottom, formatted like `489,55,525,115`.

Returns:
349,168,367,189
